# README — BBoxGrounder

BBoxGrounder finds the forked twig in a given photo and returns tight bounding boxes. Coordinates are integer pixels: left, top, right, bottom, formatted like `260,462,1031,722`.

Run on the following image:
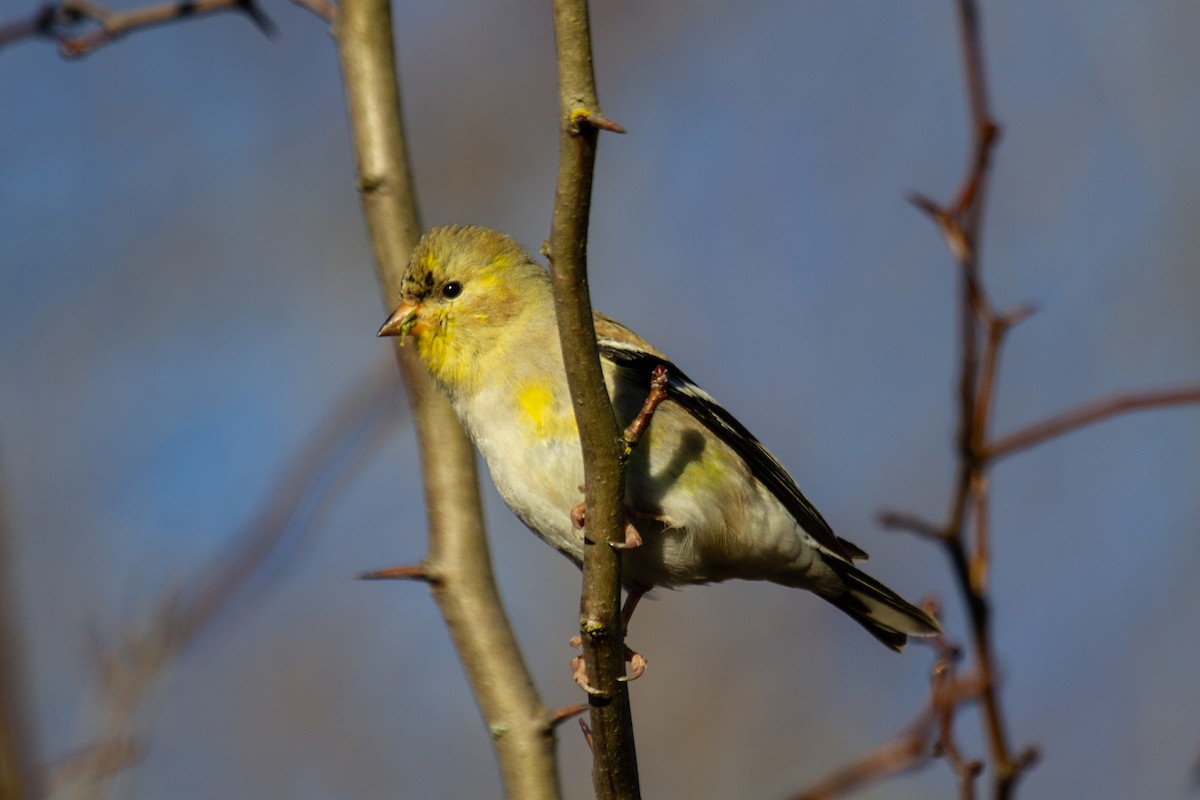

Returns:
0,0,275,56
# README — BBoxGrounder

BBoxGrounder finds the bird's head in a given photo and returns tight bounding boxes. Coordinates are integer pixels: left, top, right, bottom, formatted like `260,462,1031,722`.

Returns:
378,225,550,395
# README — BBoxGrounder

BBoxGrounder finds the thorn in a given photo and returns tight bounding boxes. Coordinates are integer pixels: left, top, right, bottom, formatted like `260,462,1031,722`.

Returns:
1016,746,1040,770
357,564,433,583
999,301,1038,330
236,0,276,37
578,718,594,751
548,703,588,729
907,192,944,220
590,115,626,134
566,107,627,135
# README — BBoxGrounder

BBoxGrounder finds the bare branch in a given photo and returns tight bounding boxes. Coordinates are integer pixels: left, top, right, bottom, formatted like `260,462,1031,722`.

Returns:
878,510,946,542
332,2,563,797
0,477,42,800
986,385,1200,461
0,0,273,57
545,0,640,796
51,363,400,793
290,0,334,24
792,623,985,800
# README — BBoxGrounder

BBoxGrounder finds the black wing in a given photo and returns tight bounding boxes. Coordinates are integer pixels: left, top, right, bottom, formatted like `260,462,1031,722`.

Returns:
597,338,859,563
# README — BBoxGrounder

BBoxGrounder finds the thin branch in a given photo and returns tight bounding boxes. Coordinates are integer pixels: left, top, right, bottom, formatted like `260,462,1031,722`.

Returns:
290,0,334,24
545,0,639,797
878,510,946,542
52,362,400,793
791,624,985,800
0,474,42,800
910,3,1026,797
0,0,273,57
332,2,563,797
357,564,435,583
986,385,1200,461
76,391,391,783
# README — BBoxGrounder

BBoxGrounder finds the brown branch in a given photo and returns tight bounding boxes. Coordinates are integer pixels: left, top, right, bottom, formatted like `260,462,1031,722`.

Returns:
791,622,985,800
290,0,335,24
44,738,140,790
790,727,928,800
0,0,273,56
986,385,1200,461
331,2,563,798
357,564,435,582
53,363,399,794
19,363,397,796
908,3,1029,798
0,477,42,800
545,1,639,797
879,510,946,542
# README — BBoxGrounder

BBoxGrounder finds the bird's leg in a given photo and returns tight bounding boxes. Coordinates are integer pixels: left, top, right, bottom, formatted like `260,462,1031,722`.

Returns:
622,364,670,455
570,485,643,549
570,365,670,550
619,586,648,682
570,585,650,691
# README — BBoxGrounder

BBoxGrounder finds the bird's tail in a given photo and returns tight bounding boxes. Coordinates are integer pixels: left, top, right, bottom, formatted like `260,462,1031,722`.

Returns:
821,560,941,652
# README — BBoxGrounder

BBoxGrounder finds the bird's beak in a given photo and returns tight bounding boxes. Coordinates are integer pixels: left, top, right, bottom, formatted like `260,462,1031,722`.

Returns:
377,299,423,339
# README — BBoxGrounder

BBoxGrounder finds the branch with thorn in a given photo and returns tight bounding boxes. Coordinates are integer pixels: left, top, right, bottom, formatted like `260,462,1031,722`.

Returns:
880,2,1200,798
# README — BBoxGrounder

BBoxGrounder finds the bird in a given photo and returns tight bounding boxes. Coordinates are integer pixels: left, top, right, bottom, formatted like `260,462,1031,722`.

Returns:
378,224,940,657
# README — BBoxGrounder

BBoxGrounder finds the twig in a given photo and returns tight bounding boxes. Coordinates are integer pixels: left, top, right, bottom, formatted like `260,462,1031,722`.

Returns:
0,0,273,57
0,477,43,800
332,2,563,797
43,738,140,790
907,2,1028,798
53,362,400,794
986,385,1200,461
290,0,335,24
548,704,588,730
791,623,985,800
545,0,639,797
358,564,435,582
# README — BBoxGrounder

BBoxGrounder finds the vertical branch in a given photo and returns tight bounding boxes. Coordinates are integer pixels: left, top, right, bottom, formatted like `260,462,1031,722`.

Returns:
905,3,1037,798
545,1,639,798
332,3,562,798
0,479,42,800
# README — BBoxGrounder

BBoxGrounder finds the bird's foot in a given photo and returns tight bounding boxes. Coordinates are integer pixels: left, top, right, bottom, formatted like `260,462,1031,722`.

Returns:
569,634,648,691
570,486,644,549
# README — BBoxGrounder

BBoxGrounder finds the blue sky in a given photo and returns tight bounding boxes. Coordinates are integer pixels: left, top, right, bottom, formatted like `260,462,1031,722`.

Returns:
2,1,1198,798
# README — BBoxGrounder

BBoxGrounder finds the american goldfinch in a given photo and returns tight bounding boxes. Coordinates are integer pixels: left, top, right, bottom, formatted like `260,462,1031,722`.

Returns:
379,225,939,651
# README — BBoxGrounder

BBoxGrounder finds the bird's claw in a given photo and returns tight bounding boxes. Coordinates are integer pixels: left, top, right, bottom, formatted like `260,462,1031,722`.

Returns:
571,655,607,696
569,636,648,689
610,523,643,550
618,646,648,682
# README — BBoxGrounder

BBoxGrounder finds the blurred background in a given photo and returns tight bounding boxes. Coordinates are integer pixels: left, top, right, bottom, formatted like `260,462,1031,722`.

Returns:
2,1,1198,798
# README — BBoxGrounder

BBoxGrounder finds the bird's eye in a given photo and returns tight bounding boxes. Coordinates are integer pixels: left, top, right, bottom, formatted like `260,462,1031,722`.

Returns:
442,281,463,299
